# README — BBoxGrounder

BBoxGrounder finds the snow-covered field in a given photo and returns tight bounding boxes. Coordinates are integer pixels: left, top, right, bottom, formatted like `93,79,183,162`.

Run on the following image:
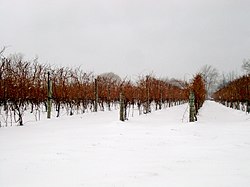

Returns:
0,101,250,187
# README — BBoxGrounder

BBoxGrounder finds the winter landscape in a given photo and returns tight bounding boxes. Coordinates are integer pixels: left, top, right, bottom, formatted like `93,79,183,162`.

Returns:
1,0,250,186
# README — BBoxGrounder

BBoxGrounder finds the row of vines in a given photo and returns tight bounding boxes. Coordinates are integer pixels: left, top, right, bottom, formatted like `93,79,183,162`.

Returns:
0,55,192,127
190,74,206,121
213,74,250,113
0,54,208,127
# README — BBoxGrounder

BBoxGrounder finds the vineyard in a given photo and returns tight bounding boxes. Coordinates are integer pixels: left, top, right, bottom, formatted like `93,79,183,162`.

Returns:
0,55,208,127
213,74,250,113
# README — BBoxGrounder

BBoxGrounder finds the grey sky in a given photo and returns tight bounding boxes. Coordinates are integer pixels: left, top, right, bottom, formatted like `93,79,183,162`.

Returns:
1,0,250,79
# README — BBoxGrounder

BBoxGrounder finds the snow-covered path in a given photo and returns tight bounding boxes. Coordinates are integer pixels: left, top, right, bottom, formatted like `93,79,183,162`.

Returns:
0,101,249,187
199,101,249,123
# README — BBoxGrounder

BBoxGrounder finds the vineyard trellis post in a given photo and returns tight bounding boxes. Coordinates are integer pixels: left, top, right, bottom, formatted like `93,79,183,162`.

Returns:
145,75,150,114
94,78,98,112
120,91,125,121
247,83,250,113
159,85,163,110
247,101,250,113
107,83,111,111
189,91,196,122
47,72,52,119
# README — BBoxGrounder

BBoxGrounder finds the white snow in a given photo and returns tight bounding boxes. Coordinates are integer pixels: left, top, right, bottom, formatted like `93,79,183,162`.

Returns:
0,101,250,187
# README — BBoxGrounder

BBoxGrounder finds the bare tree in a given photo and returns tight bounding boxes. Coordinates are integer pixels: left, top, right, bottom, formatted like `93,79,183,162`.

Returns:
242,59,250,74
0,47,6,58
200,65,219,99
98,72,122,83
227,71,238,82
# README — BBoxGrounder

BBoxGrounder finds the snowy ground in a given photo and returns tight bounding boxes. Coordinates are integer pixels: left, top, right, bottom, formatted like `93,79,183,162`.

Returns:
0,101,250,187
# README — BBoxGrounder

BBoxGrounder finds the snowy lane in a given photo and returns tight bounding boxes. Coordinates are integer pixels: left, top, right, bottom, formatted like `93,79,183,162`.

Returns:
198,101,249,123
0,102,250,187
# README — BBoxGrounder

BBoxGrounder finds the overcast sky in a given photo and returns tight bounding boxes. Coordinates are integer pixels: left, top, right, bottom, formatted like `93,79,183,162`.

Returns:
1,0,250,79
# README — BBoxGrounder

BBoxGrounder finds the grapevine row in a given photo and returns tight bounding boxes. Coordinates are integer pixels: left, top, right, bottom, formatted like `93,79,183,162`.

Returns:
213,74,250,112
0,55,189,126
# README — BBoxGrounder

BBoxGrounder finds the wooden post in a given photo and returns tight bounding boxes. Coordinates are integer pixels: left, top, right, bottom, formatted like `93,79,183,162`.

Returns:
159,86,163,110
107,84,111,111
247,101,250,114
47,72,52,119
147,86,150,113
145,76,150,114
120,92,125,121
189,91,196,122
94,78,98,112
247,85,250,114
